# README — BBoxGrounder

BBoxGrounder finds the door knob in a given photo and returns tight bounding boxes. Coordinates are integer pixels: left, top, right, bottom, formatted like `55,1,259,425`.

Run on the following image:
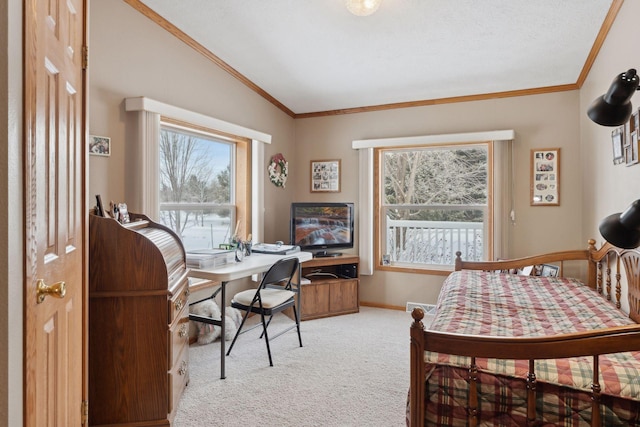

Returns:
36,279,66,304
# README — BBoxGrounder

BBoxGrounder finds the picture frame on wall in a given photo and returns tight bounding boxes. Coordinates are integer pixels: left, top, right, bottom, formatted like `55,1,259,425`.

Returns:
611,126,625,165
530,148,560,206
626,130,639,166
89,135,111,157
311,159,341,192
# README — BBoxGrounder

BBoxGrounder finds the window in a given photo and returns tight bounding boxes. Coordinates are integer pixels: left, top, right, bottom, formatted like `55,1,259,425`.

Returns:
124,97,272,248
378,143,490,270
158,124,237,252
353,130,514,276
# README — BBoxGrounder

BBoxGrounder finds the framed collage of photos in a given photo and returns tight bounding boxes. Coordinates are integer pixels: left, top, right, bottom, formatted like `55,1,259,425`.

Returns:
311,159,341,192
626,108,639,166
530,148,560,206
611,126,625,165
611,108,640,166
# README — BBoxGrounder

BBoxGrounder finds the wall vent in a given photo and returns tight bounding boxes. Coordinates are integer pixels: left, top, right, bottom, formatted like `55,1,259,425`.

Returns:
405,302,436,314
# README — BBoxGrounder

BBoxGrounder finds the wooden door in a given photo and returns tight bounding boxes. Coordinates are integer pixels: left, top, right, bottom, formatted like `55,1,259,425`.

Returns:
24,0,87,425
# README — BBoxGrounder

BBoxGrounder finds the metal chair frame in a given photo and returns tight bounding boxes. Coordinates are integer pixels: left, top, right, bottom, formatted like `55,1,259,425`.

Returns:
226,257,302,366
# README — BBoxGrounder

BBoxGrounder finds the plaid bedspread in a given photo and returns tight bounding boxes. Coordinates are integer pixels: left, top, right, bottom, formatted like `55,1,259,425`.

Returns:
422,270,640,426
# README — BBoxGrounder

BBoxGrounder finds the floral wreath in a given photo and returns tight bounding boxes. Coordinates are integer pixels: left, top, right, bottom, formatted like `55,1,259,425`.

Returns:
268,153,288,188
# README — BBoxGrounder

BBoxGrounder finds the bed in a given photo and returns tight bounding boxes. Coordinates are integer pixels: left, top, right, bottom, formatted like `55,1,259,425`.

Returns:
408,240,640,426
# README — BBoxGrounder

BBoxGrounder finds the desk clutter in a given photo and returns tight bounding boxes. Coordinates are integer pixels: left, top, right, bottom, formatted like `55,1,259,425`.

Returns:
185,249,233,269
251,242,300,255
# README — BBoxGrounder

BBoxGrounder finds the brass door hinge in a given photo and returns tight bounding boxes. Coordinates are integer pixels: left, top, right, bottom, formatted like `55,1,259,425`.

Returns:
81,400,88,425
82,45,88,70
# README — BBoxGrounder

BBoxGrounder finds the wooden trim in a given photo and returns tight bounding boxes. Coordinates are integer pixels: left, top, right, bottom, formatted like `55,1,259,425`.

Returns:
373,149,382,273
122,0,296,118
124,1,620,118
576,0,624,88
487,142,494,259
296,84,579,118
161,117,252,145
236,139,252,241
353,130,515,150
374,141,494,274
409,309,427,426
359,301,405,311
376,265,452,276
126,96,272,144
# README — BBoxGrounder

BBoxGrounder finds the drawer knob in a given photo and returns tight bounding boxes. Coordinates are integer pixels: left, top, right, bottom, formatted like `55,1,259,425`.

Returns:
178,360,187,376
179,324,188,338
175,298,184,311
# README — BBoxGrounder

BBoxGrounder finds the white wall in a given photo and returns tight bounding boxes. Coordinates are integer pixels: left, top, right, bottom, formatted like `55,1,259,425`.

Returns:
87,0,638,312
295,91,583,307
89,0,298,243
580,0,640,313
0,0,624,424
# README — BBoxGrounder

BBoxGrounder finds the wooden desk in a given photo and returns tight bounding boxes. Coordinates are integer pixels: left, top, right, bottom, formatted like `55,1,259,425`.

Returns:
188,251,313,379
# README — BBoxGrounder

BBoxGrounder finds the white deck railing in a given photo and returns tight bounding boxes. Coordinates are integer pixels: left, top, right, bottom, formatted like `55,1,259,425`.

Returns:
386,219,484,265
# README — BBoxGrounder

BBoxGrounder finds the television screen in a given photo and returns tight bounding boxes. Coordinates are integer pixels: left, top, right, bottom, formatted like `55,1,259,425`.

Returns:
290,202,354,255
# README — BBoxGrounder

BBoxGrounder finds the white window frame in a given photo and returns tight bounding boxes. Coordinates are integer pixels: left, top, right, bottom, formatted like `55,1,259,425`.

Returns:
352,130,515,275
158,123,237,248
379,143,491,269
124,96,271,244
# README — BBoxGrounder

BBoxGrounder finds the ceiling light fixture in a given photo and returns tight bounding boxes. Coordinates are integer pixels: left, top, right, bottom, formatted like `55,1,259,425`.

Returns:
587,69,640,127
346,0,382,16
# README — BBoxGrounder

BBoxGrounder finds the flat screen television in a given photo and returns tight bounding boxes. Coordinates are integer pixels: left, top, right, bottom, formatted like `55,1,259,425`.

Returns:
290,202,354,257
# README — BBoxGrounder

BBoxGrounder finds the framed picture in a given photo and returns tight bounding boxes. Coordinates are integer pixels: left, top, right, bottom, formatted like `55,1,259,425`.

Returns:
530,148,560,206
517,265,534,276
311,159,341,192
540,264,559,277
626,130,639,166
89,135,111,157
611,126,625,165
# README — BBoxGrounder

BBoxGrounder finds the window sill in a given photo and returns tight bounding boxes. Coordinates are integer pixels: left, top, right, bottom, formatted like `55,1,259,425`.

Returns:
376,263,452,276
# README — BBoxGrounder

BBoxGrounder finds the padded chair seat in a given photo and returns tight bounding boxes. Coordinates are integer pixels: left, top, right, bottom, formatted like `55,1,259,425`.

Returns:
234,288,295,309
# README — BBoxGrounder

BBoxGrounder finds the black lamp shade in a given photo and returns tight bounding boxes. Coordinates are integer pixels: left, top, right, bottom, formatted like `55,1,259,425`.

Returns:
587,69,639,127
599,199,640,249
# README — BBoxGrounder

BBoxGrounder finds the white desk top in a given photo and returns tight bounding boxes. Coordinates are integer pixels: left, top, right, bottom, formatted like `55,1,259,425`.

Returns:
188,251,313,282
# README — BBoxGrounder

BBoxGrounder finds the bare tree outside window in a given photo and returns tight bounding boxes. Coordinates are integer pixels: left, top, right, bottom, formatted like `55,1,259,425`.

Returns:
381,145,489,266
159,127,232,251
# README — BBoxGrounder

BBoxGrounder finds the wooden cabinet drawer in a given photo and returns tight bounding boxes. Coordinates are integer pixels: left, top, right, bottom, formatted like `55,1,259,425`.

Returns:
168,346,189,418
300,283,329,319
168,278,190,325
168,304,190,370
329,279,359,314
299,277,359,320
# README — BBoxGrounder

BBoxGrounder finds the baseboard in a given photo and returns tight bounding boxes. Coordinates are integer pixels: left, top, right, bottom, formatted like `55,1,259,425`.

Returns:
359,301,405,311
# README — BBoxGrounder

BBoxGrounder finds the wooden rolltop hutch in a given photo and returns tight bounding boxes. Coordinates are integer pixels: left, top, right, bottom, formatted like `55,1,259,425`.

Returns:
89,212,190,426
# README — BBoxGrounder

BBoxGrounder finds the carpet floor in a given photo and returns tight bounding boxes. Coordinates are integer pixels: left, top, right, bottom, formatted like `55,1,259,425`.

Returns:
174,306,429,427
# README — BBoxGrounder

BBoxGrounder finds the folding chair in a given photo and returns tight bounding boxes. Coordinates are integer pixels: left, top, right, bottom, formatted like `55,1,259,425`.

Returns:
226,257,302,366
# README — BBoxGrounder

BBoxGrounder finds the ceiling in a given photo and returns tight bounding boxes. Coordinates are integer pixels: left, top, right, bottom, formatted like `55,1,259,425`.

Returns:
133,0,618,117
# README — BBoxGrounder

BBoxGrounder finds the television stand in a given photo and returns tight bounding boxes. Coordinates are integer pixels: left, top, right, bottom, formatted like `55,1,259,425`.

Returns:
297,255,359,321
314,251,343,258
